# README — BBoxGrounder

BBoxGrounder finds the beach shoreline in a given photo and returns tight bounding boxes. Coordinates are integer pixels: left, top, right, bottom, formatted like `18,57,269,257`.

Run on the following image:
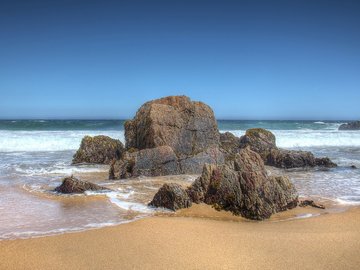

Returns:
1,204,359,270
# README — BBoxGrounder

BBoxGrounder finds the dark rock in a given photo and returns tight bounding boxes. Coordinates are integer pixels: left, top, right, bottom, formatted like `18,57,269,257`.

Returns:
178,146,225,175
339,121,360,130
350,165,357,169
149,183,192,211
72,135,124,165
54,176,108,194
187,147,298,220
267,148,316,168
299,200,325,209
239,128,337,169
110,146,180,179
124,96,220,158
110,146,225,179
315,157,337,168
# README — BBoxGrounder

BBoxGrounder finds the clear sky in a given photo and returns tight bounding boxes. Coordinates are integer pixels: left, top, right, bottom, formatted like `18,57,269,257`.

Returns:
1,0,359,120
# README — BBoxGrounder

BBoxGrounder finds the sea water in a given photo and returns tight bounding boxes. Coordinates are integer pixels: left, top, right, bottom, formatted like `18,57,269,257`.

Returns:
0,120,359,239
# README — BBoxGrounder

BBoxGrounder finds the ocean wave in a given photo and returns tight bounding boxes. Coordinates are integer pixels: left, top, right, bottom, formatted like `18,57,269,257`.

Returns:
0,130,125,152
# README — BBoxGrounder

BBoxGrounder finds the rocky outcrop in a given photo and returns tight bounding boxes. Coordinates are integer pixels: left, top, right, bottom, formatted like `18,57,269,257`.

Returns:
238,128,336,169
124,96,220,157
110,96,225,179
339,121,360,130
149,183,192,211
54,176,108,194
151,147,298,220
72,135,124,165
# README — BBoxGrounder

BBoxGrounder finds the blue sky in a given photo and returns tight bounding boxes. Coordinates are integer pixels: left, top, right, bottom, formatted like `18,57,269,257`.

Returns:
1,0,359,120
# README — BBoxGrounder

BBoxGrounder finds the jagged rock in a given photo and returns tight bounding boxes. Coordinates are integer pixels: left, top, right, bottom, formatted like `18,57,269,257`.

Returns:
339,121,360,130
124,96,220,158
186,147,298,220
220,132,241,156
72,135,124,165
299,200,325,209
54,176,108,194
239,128,336,169
149,183,192,211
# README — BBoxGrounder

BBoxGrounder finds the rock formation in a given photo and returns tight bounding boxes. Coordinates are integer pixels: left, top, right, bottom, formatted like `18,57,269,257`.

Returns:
150,147,298,220
110,96,225,179
339,121,360,130
239,128,336,168
54,176,108,194
124,95,220,157
72,135,124,165
149,183,192,211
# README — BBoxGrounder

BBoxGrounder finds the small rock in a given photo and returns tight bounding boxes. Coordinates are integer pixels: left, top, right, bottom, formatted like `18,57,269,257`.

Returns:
350,165,357,169
299,200,325,209
54,176,108,194
72,135,124,165
339,121,360,130
149,183,192,211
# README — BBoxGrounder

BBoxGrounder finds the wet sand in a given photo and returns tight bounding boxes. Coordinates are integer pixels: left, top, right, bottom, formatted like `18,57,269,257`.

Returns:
1,204,359,270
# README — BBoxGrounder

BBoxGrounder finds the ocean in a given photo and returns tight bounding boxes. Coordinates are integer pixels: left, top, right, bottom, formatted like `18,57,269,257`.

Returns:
0,120,359,240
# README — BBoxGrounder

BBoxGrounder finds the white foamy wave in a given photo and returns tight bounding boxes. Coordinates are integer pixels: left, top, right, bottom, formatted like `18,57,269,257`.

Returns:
223,130,360,148
0,130,125,152
107,192,153,213
336,196,360,205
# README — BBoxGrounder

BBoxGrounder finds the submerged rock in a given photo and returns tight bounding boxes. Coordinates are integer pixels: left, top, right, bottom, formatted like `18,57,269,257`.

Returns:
149,183,192,211
124,95,220,158
54,176,108,194
299,200,325,209
339,121,360,130
238,128,337,169
72,135,124,165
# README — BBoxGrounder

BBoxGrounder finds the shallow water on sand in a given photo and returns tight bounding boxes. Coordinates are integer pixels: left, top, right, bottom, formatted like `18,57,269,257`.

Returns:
0,120,360,239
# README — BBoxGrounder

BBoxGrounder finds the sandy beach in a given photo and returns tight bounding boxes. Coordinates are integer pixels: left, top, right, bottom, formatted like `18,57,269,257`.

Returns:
1,204,359,270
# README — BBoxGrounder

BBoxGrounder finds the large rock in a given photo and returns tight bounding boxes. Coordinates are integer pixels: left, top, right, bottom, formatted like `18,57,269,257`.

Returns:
124,96,220,158
54,176,108,194
151,147,298,220
109,146,225,179
72,135,124,165
109,146,180,179
239,128,336,169
339,121,360,130
149,183,192,211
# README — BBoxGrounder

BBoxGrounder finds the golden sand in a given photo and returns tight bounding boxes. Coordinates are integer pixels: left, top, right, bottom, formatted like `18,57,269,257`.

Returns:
1,205,359,270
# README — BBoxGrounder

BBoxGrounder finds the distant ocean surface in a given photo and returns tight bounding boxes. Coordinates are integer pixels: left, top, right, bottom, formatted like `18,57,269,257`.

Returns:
0,120,359,240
